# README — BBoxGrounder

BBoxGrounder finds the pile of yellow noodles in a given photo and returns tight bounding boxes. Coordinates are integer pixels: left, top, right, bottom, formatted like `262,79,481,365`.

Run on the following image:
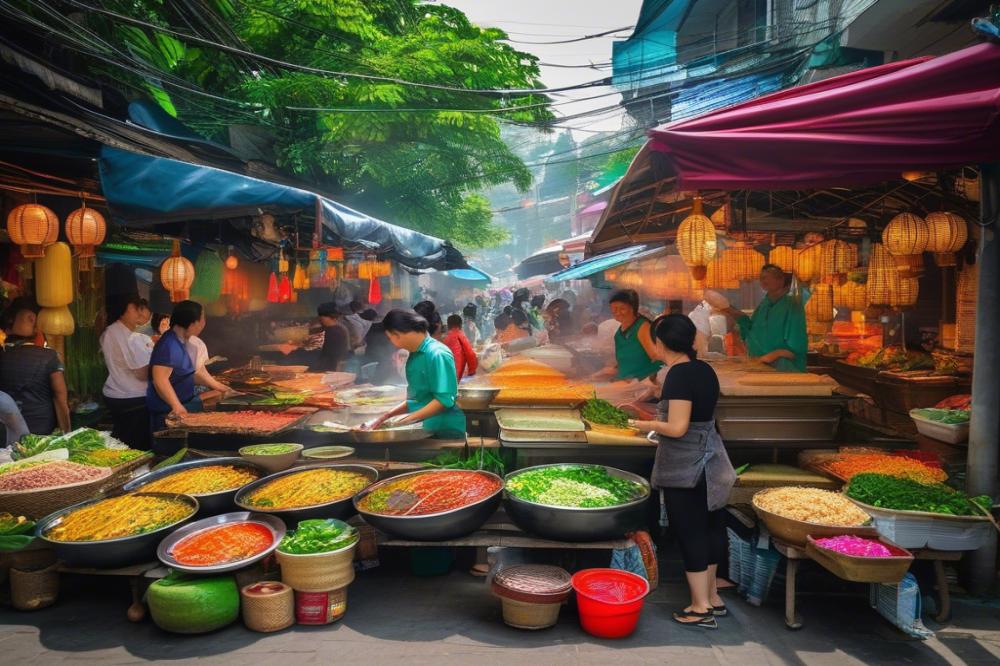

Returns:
141,465,260,494
46,495,194,542
242,468,370,509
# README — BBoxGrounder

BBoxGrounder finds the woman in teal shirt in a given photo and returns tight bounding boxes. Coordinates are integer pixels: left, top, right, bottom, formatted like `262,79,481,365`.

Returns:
595,290,662,380
364,309,465,438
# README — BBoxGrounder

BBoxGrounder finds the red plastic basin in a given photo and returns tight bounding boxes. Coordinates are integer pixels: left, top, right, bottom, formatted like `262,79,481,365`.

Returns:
571,568,650,639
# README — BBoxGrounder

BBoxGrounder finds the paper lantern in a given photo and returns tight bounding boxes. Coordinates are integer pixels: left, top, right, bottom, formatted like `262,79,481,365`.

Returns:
805,283,834,322
7,203,60,258
883,212,928,274
720,241,765,282
644,256,703,300
161,240,195,302
292,262,307,290
64,204,106,268
190,251,224,303
833,280,867,312
794,244,822,282
267,272,280,303
924,212,967,267
225,248,239,270
37,305,75,336
866,243,896,306
617,268,644,289
699,258,739,290
820,239,858,284
675,197,717,280
34,242,73,307
768,246,795,273
278,275,292,302
368,277,382,305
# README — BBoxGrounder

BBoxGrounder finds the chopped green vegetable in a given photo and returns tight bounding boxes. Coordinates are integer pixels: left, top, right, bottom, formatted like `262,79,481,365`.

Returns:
424,448,506,476
278,518,358,554
734,463,750,476
153,448,189,471
912,408,970,425
240,444,299,456
847,473,992,516
582,397,630,428
506,466,645,508
0,513,35,536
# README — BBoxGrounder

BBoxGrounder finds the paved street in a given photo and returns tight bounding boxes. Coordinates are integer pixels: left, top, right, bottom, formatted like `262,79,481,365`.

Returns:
2,560,998,665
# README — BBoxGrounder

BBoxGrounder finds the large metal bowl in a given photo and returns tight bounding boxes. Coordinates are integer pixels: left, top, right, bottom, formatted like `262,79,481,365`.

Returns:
35,492,199,568
350,425,431,444
353,469,503,541
123,457,265,516
156,511,286,573
456,386,500,411
234,463,379,525
503,464,651,542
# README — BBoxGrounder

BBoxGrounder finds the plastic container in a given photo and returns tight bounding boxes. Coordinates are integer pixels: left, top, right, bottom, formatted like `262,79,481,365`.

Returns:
295,587,347,624
571,568,649,639
908,409,969,444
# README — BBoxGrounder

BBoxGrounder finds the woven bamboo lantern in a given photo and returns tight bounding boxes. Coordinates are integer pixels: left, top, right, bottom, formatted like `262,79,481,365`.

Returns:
699,258,739,290
924,212,968,267
676,197,717,280
833,280,867,311
721,241,765,282
64,204,106,267
644,256,702,299
768,246,796,273
794,243,822,282
882,212,928,274
7,203,59,258
820,239,858,285
618,268,644,289
890,276,919,308
161,240,195,302
866,243,895,306
805,283,834,322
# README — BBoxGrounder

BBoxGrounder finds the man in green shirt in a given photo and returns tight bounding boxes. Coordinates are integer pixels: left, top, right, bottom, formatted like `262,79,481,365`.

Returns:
723,264,808,372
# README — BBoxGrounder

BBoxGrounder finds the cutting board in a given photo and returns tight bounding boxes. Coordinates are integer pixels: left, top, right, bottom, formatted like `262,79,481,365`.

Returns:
720,373,836,396
585,430,655,447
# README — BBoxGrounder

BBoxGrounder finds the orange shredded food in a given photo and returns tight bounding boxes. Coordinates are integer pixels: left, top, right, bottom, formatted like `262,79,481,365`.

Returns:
826,454,947,484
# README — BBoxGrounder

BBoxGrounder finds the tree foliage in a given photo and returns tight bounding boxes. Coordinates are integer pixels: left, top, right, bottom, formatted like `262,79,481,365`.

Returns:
77,0,554,248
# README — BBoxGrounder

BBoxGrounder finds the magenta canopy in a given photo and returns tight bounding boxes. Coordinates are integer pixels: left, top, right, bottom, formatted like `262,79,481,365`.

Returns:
646,42,1000,190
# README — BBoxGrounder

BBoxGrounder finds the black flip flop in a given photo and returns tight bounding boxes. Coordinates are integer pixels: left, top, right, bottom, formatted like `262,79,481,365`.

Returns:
712,604,728,617
672,609,718,629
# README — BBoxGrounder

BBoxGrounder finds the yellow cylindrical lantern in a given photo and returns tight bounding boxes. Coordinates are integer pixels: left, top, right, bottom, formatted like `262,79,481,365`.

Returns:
676,197,717,280
35,242,73,307
805,283,834,322
794,243,822,282
866,243,896,306
820,239,858,284
834,281,867,312
65,205,107,260
7,203,60,258
883,212,928,274
37,305,75,336
924,211,967,267
768,246,796,273
161,240,195,302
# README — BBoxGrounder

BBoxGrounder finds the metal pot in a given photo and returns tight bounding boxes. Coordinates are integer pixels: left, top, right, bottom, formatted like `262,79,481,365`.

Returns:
456,386,500,411
353,469,503,541
233,464,379,526
35,493,199,568
156,511,286,573
350,425,431,444
503,464,651,542
123,457,265,516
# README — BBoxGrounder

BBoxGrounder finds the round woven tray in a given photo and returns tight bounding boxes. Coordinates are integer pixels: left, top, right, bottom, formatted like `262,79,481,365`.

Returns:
492,564,572,605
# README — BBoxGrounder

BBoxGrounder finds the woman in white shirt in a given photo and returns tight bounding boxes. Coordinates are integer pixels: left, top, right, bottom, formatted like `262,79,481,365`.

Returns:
101,295,154,449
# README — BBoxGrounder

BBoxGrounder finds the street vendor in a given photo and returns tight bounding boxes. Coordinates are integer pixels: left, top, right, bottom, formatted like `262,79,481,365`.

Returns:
146,300,230,433
363,309,465,439
100,294,155,449
722,264,807,372
594,289,662,381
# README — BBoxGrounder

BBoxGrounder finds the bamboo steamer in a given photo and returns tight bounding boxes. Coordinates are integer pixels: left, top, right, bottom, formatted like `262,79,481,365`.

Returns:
241,581,294,632
276,540,357,592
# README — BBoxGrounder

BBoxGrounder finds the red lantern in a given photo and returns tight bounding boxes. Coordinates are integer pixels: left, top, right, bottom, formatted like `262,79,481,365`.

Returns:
368,277,382,305
278,275,292,302
267,272,280,303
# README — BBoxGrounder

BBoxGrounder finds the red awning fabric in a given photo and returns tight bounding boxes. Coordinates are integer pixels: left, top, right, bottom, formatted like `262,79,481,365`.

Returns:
646,42,1000,190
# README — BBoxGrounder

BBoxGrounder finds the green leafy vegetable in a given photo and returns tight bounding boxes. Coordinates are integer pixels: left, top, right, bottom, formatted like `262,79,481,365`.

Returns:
153,448,189,471
424,448,506,476
847,473,992,516
278,519,358,555
506,466,645,508
912,408,970,425
582,398,630,428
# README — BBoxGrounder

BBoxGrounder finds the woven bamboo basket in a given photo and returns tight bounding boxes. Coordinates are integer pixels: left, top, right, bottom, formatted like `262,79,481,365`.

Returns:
955,263,977,353
499,597,562,630
0,468,112,519
10,562,60,611
241,582,294,632
805,535,913,583
276,540,357,592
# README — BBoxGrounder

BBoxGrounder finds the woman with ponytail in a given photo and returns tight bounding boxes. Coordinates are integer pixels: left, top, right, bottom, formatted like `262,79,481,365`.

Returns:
629,314,736,629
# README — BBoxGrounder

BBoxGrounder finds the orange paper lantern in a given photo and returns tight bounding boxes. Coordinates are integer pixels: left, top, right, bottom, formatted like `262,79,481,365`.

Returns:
160,240,195,302
7,203,59,258
794,243,822,282
65,204,107,262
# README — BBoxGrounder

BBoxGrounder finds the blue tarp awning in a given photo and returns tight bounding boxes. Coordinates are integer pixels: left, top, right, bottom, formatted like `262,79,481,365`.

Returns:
548,244,659,282
444,265,493,283
98,146,465,271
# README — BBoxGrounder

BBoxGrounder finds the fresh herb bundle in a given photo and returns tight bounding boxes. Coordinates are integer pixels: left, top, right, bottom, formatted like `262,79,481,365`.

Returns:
581,398,630,428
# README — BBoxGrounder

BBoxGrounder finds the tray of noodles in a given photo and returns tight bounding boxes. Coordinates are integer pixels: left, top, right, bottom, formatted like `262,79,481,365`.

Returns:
165,409,314,436
36,492,199,567
234,464,378,523
124,458,264,515
751,487,876,547
354,469,503,541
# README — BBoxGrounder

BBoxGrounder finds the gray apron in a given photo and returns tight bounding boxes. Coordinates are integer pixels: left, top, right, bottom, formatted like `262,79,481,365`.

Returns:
650,399,737,511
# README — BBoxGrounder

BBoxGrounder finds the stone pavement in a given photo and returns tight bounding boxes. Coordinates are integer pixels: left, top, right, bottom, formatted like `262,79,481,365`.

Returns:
1,564,998,665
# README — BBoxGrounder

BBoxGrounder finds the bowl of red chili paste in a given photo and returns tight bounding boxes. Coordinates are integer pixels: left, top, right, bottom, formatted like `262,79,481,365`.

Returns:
353,469,503,541
157,512,286,573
